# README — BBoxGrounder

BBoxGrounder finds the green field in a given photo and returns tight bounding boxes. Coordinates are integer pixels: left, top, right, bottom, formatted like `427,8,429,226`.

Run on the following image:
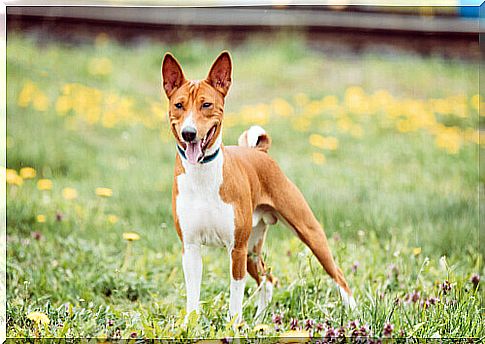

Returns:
6,32,483,339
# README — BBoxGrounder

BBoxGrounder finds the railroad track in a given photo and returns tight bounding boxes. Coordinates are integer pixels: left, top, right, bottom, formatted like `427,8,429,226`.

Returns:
6,6,480,59
7,6,479,34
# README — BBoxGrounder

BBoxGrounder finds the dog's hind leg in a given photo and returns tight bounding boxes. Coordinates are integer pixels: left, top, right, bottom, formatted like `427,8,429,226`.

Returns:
247,212,278,319
270,180,356,309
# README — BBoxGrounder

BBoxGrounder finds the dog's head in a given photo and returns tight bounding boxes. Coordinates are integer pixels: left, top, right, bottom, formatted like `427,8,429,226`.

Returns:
161,51,232,164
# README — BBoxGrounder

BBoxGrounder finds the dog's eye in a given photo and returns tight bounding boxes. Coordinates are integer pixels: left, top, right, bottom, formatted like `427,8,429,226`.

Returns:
202,102,212,109
175,103,183,109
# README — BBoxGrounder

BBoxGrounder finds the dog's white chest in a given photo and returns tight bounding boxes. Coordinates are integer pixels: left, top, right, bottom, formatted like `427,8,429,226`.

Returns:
176,154,235,248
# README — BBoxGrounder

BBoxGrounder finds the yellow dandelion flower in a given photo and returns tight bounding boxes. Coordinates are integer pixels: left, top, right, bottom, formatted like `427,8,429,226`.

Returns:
62,83,74,95
271,98,294,117
477,105,485,118
6,168,17,179
337,117,352,132
448,95,468,118
32,92,50,112
107,214,119,224
324,136,338,150
95,32,110,47
88,57,113,76
96,187,113,197
37,214,46,223
5,168,17,176
304,101,324,117
480,134,485,146
434,126,462,154
6,169,23,186
321,95,339,110
37,179,53,191
235,321,246,329
309,134,326,148
123,232,140,241
345,86,365,99
240,104,270,126
410,111,436,130
62,187,78,200
309,134,338,150
279,330,310,343
223,112,240,128
470,94,480,111
12,175,23,186
431,98,452,115
396,119,413,133
370,89,394,110
55,95,72,115
463,128,479,144
150,101,166,121
20,167,36,179
27,311,50,325
413,247,422,256
253,324,271,332
312,152,326,165
17,81,37,108
344,86,367,113
102,111,117,128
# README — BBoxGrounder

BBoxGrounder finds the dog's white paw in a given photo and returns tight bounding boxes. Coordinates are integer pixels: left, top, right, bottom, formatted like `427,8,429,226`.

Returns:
338,285,357,310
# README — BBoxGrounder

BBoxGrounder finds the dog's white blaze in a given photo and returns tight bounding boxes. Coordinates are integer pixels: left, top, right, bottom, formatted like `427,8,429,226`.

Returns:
181,111,196,132
246,125,266,148
338,284,357,310
182,243,202,315
229,276,246,324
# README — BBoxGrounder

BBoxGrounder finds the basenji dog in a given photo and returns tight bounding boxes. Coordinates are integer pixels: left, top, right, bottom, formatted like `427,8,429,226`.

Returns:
161,51,356,324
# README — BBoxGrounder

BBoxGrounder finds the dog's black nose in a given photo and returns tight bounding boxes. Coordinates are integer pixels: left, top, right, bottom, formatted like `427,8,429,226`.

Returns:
181,126,197,142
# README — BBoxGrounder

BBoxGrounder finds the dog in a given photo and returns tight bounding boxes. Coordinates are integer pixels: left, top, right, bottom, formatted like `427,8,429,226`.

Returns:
161,51,356,324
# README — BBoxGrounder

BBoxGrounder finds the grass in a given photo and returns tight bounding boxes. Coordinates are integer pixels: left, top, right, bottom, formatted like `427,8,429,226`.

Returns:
6,31,484,340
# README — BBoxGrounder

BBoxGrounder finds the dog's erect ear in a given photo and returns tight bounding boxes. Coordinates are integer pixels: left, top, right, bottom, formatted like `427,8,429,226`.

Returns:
162,53,186,97
206,51,232,96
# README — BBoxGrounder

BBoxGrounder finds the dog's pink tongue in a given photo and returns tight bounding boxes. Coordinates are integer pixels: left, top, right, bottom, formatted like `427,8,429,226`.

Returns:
186,141,202,164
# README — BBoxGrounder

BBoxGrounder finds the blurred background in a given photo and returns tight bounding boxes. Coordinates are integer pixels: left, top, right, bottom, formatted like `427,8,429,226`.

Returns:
7,4,481,58
5,3,483,339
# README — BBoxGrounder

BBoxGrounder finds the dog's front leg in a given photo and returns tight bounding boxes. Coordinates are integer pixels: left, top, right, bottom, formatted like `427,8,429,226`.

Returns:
229,246,247,325
183,243,202,318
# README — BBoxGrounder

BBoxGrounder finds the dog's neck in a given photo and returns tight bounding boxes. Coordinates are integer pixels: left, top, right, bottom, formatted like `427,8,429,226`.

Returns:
179,132,223,175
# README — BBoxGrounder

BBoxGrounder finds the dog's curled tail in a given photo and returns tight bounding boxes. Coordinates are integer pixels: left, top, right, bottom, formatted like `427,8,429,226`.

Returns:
238,125,271,153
